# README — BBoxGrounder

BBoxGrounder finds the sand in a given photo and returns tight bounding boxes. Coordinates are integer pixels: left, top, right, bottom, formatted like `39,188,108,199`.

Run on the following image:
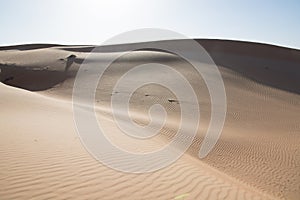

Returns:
0,39,299,199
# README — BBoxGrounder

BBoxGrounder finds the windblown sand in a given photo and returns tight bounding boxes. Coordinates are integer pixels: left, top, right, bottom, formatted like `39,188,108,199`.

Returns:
0,40,299,199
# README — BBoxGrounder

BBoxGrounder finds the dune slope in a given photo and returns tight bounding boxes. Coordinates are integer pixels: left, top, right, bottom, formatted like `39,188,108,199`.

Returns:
0,40,299,199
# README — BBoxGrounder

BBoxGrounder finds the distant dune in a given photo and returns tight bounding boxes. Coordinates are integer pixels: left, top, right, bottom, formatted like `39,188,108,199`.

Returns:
0,39,299,199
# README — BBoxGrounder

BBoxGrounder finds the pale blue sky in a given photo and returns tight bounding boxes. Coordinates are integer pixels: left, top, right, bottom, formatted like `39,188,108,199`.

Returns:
1,0,300,49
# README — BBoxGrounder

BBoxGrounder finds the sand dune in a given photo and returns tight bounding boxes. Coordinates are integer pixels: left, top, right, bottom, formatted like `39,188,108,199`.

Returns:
0,39,299,199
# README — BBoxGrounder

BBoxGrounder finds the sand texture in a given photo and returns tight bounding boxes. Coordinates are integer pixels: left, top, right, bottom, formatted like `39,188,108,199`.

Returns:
0,40,299,199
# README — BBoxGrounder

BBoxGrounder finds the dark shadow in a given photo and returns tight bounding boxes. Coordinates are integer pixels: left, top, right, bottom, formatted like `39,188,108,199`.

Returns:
168,99,179,104
0,64,67,91
64,55,77,73
0,44,65,51
195,40,300,94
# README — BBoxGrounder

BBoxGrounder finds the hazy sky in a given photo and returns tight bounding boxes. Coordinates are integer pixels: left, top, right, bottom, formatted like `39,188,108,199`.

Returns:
1,0,300,49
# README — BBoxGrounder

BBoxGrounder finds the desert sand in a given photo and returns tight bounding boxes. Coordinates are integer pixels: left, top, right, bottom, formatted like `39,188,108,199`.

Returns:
0,39,299,199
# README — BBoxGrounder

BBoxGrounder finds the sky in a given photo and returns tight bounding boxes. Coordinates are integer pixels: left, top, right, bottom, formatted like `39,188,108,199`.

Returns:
1,0,300,49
